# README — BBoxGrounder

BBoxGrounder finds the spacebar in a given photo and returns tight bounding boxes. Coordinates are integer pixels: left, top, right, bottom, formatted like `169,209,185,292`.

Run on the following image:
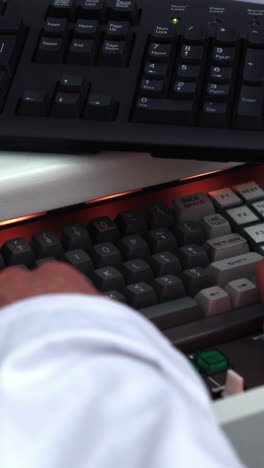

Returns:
163,304,264,352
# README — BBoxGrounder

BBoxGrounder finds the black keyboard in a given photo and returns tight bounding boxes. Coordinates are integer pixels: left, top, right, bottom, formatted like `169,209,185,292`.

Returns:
2,163,264,399
0,0,264,160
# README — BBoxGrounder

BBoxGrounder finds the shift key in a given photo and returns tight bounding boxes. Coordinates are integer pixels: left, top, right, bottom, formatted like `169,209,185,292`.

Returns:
0,36,18,74
208,252,262,286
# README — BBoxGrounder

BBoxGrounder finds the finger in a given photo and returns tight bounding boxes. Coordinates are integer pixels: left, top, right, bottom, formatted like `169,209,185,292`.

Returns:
256,259,264,302
0,267,31,307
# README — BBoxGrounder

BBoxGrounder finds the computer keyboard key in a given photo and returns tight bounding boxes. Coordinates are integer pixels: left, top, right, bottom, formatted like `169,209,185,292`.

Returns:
208,252,263,286
0,35,19,73
195,285,232,316
104,290,126,303
148,43,172,62
62,223,91,251
243,49,264,85
173,221,205,246
93,266,125,291
125,282,157,309
141,296,202,330
109,0,139,25
36,36,65,63
173,192,215,223
59,74,88,95
224,278,259,309
251,200,264,218
33,231,64,259
196,349,229,375
208,187,242,209
146,202,174,228
67,39,96,64
118,234,150,260
106,21,130,40
52,92,82,118
212,46,235,65
202,213,231,238
225,205,259,226
209,66,232,83
206,83,230,101
116,209,147,235
2,238,35,267
99,40,129,67
18,90,50,117
176,63,200,81
88,216,120,243
178,244,209,268
78,0,105,19
44,17,68,37
232,181,264,202
205,233,249,261
35,257,56,266
134,97,195,125
84,94,118,120
180,45,204,63
74,19,99,38
147,228,178,253
153,274,185,302
172,81,197,99
247,30,264,47
215,27,238,45
152,24,174,42
235,86,263,129
150,251,181,276
242,223,264,247
140,79,165,97
183,25,206,44
201,101,229,127
91,242,122,267
144,62,168,79
64,249,94,275
48,0,75,18
181,266,215,297
121,258,153,284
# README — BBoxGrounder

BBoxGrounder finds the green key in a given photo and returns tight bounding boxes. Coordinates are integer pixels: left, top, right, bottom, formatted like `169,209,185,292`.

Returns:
196,349,228,374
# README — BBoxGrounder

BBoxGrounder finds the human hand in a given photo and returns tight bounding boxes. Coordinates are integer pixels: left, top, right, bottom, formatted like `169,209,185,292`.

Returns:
0,262,101,308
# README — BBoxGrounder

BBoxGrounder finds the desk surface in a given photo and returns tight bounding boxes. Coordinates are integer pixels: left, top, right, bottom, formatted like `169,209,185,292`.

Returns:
0,151,241,221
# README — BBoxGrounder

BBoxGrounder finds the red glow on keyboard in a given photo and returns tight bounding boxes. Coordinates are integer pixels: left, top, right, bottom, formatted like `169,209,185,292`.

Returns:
0,212,46,227
85,190,139,204
180,168,230,181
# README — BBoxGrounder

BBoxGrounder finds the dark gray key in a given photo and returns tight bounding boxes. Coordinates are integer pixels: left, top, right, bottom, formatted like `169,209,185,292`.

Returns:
18,90,50,117
104,290,126,303
64,249,94,275
243,49,264,85
141,297,202,330
152,24,174,42
36,36,65,63
59,74,88,94
62,224,91,251
118,234,150,260
215,27,238,45
134,97,195,124
2,238,35,267
147,228,178,253
140,79,164,96
35,257,56,266
49,0,75,18
44,17,68,37
172,81,197,99
91,242,122,267
173,192,215,223
178,244,209,268
148,42,171,62
116,209,147,235
150,251,181,276
84,94,118,121
33,231,64,259
0,35,19,73
52,92,82,118
153,275,185,302
106,21,130,40
79,0,105,19
67,39,96,65
201,101,229,127
212,46,235,65
207,83,230,101
209,65,232,83
181,267,215,296
121,259,153,284
93,266,125,291
146,202,174,228
183,25,205,44
144,62,168,79
235,86,263,130
74,19,99,38
88,216,120,243
109,0,139,24
173,222,205,245
125,282,157,309
180,44,204,63
99,40,129,67
176,63,200,81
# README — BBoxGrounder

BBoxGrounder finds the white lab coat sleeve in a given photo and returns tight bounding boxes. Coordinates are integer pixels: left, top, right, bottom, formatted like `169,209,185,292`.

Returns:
0,294,244,468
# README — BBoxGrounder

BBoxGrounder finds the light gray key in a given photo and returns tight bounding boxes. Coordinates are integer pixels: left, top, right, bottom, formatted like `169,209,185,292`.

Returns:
202,213,231,238
208,252,263,286
251,200,264,219
208,187,242,209
173,192,215,223
224,278,259,309
195,286,232,316
141,297,202,329
205,233,249,261
243,223,264,245
233,181,264,202
226,205,259,226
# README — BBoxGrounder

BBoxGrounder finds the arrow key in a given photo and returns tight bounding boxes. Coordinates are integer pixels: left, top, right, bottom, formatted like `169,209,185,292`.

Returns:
52,92,82,118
